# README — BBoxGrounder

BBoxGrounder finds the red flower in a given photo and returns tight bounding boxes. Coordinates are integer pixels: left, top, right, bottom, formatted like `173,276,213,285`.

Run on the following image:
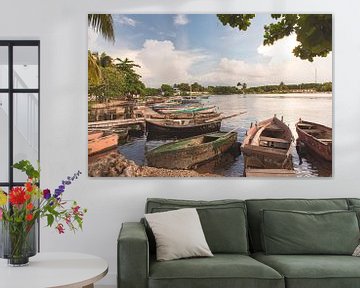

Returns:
24,193,31,201
26,203,34,210
9,187,26,205
25,182,33,192
26,214,33,221
56,223,65,234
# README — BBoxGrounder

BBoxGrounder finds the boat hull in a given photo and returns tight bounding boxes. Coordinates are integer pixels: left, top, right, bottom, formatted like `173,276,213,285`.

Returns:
88,134,119,156
296,120,332,161
146,132,237,169
241,116,293,171
146,119,221,139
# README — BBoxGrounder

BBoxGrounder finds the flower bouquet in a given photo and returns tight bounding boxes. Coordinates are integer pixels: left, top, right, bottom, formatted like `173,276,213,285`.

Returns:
0,160,87,266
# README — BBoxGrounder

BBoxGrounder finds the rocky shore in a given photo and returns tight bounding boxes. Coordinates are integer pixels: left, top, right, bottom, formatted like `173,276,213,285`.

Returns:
88,152,218,177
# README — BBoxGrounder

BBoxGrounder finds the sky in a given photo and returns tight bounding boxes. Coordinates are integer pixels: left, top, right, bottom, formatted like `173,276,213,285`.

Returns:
88,14,332,88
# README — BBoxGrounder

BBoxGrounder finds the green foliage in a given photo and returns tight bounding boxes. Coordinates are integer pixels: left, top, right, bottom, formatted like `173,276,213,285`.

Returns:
245,82,332,94
144,87,161,96
88,51,102,87
88,65,125,102
191,82,205,92
12,160,40,181
217,14,332,62
115,58,145,97
161,84,175,96
176,83,191,92
88,14,115,42
217,14,255,31
208,86,239,95
88,52,146,101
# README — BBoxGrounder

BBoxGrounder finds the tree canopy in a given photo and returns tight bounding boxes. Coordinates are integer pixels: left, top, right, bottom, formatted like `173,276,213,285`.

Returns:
217,14,332,62
88,52,145,101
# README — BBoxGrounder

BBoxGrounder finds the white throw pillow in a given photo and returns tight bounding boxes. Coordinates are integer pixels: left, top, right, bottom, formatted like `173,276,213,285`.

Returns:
145,208,213,261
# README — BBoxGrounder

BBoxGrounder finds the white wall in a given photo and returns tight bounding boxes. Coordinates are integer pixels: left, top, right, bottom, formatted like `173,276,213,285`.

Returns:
1,0,360,286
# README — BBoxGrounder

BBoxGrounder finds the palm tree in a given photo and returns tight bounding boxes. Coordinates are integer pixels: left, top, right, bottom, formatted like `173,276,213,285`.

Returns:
88,15,114,92
99,52,113,68
115,58,144,97
115,58,141,72
88,51,102,85
88,14,115,42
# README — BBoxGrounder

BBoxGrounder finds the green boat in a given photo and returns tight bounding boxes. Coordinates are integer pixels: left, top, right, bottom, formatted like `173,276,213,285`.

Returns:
146,132,237,169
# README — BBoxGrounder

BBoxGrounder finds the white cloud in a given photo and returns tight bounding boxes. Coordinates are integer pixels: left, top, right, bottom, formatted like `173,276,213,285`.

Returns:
115,15,138,27
199,34,332,86
174,14,189,26
112,40,206,87
105,34,332,88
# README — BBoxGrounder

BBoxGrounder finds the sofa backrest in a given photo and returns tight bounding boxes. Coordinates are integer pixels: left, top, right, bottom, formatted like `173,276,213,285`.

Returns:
145,198,249,254
245,198,350,252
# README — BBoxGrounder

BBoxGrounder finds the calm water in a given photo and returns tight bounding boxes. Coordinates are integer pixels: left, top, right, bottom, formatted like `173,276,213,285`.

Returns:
119,93,332,177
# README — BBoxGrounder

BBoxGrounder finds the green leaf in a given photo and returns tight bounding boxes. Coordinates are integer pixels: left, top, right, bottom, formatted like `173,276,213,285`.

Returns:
47,214,55,227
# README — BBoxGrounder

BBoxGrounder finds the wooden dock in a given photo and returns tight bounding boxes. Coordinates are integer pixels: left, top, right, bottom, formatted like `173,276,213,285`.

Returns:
245,168,296,177
88,118,145,129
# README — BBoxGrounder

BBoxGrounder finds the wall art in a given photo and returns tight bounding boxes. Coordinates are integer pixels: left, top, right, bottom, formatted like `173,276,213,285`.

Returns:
88,14,332,177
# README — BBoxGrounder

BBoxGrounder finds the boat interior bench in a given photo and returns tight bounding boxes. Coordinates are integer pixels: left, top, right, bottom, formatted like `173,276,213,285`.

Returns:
259,136,290,149
303,129,322,134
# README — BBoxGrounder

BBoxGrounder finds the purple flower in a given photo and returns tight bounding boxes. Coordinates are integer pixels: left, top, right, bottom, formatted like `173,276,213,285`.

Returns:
54,171,81,199
43,189,51,200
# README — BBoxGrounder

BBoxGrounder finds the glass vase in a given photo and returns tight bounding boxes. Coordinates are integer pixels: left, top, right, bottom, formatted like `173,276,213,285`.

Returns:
0,220,37,266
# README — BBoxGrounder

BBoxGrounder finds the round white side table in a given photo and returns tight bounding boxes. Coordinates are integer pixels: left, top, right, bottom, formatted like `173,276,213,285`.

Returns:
0,252,108,288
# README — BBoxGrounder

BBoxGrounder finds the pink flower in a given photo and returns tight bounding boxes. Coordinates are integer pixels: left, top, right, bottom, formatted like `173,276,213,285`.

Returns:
0,208,3,220
56,223,65,234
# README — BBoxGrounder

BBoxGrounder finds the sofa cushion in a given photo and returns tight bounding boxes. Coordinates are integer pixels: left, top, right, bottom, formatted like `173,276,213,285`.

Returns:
146,198,249,254
149,254,284,288
347,198,360,207
253,252,360,288
145,208,213,261
261,209,359,255
246,198,349,252
349,205,360,227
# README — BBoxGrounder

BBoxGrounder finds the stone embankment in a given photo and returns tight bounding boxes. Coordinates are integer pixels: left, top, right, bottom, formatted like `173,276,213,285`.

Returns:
88,152,217,177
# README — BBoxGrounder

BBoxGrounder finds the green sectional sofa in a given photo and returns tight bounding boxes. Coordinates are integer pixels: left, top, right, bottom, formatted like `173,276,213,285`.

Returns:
118,198,360,288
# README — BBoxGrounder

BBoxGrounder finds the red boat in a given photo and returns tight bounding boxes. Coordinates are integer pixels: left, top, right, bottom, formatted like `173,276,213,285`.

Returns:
88,132,119,156
295,119,332,161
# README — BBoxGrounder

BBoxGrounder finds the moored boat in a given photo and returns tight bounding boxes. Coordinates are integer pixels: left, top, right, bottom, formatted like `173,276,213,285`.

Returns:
181,96,201,104
241,116,294,173
295,119,332,161
150,111,221,120
88,130,104,141
88,133,119,156
157,106,217,115
146,132,237,169
146,117,222,139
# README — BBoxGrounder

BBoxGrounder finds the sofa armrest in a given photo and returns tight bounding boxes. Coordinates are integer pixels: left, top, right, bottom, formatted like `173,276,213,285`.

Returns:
118,222,149,288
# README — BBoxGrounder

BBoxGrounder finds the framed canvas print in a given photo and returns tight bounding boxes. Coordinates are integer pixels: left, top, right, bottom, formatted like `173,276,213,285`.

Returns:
87,14,332,178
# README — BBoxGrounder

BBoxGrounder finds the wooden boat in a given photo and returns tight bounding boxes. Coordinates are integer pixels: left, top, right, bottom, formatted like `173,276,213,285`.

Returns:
146,117,222,138
181,96,201,104
241,116,293,172
295,119,332,161
88,130,103,141
157,106,217,115
146,132,237,169
151,111,221,120
88,133,119,156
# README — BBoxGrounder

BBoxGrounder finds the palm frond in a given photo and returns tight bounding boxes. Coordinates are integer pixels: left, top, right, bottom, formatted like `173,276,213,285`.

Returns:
88,14,115,42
